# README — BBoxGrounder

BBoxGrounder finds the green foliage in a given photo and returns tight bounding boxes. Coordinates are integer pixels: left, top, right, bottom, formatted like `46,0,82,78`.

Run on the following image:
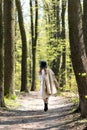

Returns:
5,95,19,108
85,95,87,99
10,95,17,100
79,73,87,77
71,97,79,104
14,0,78,95
36,6,77,93
47,39,64,64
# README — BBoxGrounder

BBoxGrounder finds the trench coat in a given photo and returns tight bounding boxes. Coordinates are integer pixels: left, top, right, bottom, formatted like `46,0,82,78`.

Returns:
40,68,59,99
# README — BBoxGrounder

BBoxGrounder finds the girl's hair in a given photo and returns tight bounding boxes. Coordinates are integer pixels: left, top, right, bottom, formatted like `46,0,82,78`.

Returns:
40,61,47,68
39,61,48,75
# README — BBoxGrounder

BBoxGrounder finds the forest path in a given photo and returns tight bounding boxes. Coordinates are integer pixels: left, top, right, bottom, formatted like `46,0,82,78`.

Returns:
0,91,85,130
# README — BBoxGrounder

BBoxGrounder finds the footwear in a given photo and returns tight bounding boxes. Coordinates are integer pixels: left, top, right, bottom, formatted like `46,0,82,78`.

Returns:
44,102,48,112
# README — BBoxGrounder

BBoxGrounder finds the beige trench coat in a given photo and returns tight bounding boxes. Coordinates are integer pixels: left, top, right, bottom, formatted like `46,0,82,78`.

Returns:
40,68,59,99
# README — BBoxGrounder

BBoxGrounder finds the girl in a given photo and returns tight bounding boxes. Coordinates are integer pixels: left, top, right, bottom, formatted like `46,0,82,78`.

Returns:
39,61,59,112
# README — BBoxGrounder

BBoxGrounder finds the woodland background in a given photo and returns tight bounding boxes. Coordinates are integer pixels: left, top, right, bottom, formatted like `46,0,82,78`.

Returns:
0,0,87,118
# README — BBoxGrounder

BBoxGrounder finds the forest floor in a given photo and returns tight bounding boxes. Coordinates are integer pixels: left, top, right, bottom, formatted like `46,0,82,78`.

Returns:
0,91,87,130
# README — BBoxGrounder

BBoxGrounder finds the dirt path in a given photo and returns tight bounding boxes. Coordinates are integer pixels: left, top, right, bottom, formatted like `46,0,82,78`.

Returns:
0,91,86,130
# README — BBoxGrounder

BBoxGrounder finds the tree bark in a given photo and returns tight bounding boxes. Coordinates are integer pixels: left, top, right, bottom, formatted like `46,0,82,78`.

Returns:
30,0,38,91
0,0,5,107
4,0,15,96
68,0,87,117
60,0,66,87
15,0,28,92
83,0,87,55
56,0,60,38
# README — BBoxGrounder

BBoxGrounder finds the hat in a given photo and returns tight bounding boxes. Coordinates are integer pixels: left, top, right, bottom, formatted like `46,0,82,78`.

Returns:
40,61,47,68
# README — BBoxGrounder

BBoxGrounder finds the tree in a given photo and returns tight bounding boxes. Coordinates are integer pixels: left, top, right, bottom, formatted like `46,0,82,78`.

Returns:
68,0,87,117
15,0,28,92
0,0,5,107
30,0,38,91
56,0,61,38
44,0,61,79
83,0,87,55
51,0,61,77
4,0,15,96
60,0,66,87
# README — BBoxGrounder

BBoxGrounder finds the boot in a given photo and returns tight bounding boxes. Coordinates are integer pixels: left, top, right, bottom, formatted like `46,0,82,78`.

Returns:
44,102,48,112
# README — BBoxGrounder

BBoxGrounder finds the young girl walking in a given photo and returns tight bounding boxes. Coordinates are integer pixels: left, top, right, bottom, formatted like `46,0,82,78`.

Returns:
39,61,59,112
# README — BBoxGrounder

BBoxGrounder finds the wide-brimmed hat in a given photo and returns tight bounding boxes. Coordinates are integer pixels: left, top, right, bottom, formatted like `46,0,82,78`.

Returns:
40,61,47,68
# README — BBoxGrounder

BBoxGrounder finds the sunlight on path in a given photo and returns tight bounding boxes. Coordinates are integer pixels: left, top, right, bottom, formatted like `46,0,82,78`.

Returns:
0,91,82,130
16,91,72,111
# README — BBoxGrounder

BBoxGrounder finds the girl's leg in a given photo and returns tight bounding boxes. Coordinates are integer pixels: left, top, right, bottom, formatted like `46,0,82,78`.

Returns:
43,98,48,112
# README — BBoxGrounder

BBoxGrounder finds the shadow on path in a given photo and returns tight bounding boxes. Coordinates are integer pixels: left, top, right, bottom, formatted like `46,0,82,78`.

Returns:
0,91,86,130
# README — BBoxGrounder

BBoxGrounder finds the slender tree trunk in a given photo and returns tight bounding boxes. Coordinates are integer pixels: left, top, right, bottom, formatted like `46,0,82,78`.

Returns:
68,0,87,117
56,0,60,38
30,0,34,91
15,0,28,92
60,0,66,87
30,0,38,91
68,57,73,88
0,0,5,107
61,0,66,39
4,0,15,97
60,46,66,87
55,0,61,76
29,41,32,86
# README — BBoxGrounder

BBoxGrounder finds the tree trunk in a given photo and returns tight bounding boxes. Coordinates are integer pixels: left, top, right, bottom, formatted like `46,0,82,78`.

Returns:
60,46,66,87
60,0,66,87
0,0,5,107
83,0,87,55
15,0,28,92
30,0,38,91
4,0,15,97
68,0,87,117
28,40,32,86
56,0,60,38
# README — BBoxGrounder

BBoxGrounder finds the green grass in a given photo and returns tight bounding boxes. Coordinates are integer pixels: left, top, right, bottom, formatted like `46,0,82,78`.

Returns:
5,95,20,108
